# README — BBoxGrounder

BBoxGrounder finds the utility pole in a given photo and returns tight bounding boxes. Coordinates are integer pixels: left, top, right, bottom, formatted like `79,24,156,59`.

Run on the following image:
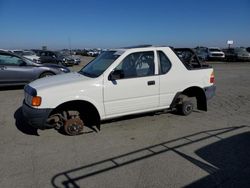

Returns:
68,37,71,54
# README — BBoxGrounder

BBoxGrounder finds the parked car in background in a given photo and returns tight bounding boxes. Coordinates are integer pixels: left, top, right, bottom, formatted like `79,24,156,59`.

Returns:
222,48,237,61
72,55,81,65
207,47,225,60
246,47,250,53
0,50,70,86
223,48,250,62
75,49,89,56
58,54,75,66
87,49,101,57
58,51,81,65
10,50,40,63
194,47,208,61
32,50,74,66
233,48,250,61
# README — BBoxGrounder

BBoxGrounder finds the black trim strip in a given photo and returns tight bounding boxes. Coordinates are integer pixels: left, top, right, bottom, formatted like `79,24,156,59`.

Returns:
24,85,37,96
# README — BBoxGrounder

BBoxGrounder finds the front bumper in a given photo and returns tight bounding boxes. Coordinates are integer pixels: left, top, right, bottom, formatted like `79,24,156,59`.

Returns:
22,101,53,129
204,85,216,100
237,56,250,61
63,60,75,66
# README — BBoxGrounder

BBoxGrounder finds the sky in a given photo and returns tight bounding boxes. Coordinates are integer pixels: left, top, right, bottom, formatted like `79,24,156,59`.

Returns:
0,0,249,50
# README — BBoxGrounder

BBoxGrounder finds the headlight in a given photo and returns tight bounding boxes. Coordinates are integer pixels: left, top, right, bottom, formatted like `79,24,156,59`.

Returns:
59,68,70,73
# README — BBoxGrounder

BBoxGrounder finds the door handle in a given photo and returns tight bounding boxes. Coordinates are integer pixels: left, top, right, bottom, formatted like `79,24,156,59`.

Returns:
147,81,155,85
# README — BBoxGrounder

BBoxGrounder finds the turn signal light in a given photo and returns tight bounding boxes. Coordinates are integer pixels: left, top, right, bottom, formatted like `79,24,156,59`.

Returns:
32,96,42,106
210,71,215,83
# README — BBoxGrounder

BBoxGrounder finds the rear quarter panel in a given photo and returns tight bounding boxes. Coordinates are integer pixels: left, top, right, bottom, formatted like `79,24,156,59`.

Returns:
158,47,214,108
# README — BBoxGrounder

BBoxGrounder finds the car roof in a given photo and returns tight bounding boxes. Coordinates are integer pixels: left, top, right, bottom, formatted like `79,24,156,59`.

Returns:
112,45,171,52
0,50,25,58
208,47,221,49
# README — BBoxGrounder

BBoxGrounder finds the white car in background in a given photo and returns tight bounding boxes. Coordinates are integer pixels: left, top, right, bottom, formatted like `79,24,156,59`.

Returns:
207,47,225,60
11,50,41,63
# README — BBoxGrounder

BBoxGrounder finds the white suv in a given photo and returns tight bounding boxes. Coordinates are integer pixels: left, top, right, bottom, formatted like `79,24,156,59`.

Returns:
207,47,225,60
22,46,216,135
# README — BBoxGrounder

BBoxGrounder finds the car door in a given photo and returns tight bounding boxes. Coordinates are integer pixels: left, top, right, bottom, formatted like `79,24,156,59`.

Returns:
104,51,159,117
0,53,36,85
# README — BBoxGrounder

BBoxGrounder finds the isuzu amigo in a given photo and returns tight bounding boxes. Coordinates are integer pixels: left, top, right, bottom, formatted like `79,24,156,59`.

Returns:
22,46,216,135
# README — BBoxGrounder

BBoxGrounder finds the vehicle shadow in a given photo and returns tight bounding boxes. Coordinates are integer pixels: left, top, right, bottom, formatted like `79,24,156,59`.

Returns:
101,111,156,125
56,126,97,136
14,107,39,136
101,109,201,125
51,125,250,188
185,130,250,187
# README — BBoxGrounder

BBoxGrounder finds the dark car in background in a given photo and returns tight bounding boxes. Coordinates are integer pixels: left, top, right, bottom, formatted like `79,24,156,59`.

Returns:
32,50,74,66
71,55,81,65
246,47,250,53
223,48,250,62
58,51,81,65
0,50,70,86
194,47,208,61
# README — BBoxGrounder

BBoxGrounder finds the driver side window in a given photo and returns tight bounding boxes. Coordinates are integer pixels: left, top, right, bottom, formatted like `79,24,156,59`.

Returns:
114,51,155,79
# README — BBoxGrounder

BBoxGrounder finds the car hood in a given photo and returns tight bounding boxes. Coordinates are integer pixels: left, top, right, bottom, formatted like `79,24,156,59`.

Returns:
237,52,250,56
29,72,91,90
24,55,40,60
65,56,74,60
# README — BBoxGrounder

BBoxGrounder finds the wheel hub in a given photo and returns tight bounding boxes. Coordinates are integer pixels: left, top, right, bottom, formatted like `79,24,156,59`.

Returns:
186,104,193,112
64,117,84,136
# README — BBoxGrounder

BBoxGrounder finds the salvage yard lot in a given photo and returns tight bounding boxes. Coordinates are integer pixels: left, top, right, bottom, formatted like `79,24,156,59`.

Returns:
1,60,250,187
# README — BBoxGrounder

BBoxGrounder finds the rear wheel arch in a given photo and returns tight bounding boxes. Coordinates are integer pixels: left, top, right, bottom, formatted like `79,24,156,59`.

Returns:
171,86,207,111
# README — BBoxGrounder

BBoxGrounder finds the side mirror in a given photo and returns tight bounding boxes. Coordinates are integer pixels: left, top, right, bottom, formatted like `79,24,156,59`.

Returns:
108,70,124,80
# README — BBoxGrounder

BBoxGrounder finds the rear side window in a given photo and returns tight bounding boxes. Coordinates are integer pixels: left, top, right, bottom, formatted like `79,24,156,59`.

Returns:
158,51,171,74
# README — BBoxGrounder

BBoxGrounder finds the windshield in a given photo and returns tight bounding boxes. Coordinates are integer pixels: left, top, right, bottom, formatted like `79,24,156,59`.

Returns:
22,56,35,65
209,48,221,52
13,50,23,56
79,50,123,78
235,48,247,53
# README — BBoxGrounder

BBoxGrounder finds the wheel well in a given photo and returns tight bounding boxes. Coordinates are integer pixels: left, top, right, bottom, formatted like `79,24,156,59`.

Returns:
172,86,207,111
49,100,101,128
39,71,55,78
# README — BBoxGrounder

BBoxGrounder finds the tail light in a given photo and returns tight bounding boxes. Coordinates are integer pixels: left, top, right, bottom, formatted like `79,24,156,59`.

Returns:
210,71,215,83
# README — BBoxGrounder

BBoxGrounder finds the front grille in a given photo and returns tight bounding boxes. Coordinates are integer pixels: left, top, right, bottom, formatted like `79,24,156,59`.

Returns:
211,53,223,57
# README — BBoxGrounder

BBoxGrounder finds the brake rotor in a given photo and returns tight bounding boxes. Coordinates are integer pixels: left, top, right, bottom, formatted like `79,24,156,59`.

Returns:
64,117,84,136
